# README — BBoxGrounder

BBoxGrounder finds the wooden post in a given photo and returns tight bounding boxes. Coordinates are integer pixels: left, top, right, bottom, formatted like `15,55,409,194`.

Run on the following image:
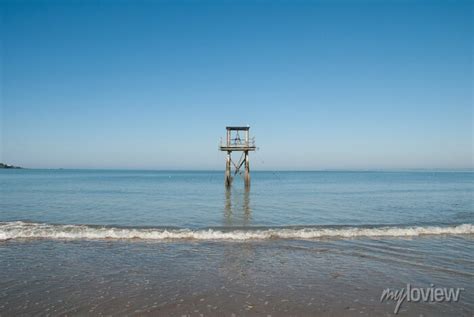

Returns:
225,151,232,187
220,126,255,188
244,150,250,187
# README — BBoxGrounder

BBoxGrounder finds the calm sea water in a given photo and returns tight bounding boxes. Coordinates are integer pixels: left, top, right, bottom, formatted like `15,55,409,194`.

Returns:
0,169,472,229
0,170,473,315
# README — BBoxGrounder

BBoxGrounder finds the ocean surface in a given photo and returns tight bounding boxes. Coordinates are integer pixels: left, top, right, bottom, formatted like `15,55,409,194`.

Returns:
0,169,472,315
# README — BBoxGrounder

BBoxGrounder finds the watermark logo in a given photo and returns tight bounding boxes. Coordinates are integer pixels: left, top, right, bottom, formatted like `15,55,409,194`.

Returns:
380,284,464,314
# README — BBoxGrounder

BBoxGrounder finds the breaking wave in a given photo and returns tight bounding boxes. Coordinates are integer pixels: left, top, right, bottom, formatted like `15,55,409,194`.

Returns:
0,222,472,241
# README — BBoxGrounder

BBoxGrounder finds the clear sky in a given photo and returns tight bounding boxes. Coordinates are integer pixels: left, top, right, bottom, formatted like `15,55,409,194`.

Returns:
1,0,472,170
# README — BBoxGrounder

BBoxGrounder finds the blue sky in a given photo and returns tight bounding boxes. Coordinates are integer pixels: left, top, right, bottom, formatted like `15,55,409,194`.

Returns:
1,0,472,169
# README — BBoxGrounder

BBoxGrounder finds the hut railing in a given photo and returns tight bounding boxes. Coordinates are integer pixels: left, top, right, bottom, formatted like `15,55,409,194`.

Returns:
219,137,256,147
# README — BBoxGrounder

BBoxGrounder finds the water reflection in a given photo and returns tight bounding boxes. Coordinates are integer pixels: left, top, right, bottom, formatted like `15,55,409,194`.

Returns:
223,187,252,226
220,187,257,288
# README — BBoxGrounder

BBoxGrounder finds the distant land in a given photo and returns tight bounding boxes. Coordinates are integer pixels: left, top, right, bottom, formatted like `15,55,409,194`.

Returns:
0,163,22,169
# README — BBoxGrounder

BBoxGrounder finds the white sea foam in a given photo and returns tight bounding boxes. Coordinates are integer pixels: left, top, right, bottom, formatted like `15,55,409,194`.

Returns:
0,221,474,241
0,222,472,241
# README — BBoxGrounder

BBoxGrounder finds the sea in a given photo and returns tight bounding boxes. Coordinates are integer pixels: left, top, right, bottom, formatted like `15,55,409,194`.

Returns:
0,170,472,316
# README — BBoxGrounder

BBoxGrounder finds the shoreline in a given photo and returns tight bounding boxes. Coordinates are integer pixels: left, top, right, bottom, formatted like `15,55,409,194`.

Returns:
1,236,472,316
0,221,472,241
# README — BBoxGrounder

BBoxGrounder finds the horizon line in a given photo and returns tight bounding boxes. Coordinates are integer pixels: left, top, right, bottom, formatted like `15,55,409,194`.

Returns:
3,167,473,172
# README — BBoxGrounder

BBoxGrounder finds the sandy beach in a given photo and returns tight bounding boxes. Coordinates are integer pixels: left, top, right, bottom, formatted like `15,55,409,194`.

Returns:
1,235,472,316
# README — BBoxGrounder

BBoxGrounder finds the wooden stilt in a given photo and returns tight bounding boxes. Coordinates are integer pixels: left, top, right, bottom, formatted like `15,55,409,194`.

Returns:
225,151,232,187
244,151,250,187
219,126,256,188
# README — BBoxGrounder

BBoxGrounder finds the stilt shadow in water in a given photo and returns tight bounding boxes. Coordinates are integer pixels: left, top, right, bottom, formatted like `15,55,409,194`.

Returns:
223,187,252,227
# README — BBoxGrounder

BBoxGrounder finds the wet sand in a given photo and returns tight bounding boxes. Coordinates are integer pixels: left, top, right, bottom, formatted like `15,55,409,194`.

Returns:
0,236,472,316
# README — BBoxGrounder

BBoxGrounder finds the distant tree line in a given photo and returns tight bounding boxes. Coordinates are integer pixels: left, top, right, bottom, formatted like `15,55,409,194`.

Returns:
0,163,22,169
